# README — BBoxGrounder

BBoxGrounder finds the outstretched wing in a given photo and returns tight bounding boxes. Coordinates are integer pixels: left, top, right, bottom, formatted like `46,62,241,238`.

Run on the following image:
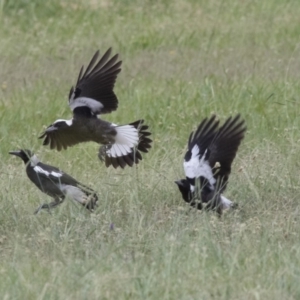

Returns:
68,48,122,115
39,119,91,151
183,115,220,186
208,114,246,192
187,115,219,157
104,120,152,169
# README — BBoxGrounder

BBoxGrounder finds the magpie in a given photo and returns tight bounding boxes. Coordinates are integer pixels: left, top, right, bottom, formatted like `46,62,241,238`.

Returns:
9,149,98,214
175,114,246,214
39,48,152,169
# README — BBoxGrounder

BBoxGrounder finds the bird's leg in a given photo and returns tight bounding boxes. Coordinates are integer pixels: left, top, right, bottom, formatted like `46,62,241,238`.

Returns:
34,197,65,214
205,195,222,216
34,203,51,215
230,202,238,209
190,194,203,210
98,144,112,161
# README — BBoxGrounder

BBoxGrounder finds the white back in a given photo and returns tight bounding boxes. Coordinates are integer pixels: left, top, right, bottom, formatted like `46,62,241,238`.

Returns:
69,96,103,114
183,145,216,188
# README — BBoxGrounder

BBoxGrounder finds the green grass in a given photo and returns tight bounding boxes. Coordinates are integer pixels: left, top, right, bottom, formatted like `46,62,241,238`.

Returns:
1,0,300,298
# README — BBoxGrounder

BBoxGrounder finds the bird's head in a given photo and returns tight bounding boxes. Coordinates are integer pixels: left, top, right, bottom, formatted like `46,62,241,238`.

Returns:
9,149,35,164
175,179,192,203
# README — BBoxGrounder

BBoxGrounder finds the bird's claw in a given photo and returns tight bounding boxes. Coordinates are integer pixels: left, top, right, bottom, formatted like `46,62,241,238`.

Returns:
98,144,112,162
34,203,51,215
34,199,64,214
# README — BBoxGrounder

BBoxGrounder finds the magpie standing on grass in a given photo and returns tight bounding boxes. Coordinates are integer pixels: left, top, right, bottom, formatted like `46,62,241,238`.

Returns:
39,48,152,169
175,114,246,214
9,149,98,214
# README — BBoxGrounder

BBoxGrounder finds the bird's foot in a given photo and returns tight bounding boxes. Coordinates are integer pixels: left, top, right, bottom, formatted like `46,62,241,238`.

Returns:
34,199,64,214
98,144,112,161
34,203,51,215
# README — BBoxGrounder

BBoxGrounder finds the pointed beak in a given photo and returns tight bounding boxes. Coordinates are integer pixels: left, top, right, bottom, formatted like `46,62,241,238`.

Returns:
174,180,181,185
9,150,22,157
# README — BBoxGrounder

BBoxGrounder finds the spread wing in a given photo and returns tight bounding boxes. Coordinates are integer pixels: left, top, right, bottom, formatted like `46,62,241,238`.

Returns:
208,114,246,192
183,115,220,187
68,48,122,115
187,115,220,158
39,119,92,151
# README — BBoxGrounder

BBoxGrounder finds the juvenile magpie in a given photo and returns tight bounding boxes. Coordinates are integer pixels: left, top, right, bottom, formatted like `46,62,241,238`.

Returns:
175,114,246,214
9,149,98,214
39,48,152,169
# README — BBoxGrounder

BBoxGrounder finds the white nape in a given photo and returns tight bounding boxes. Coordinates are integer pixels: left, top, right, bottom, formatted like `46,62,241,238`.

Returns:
30,155,40,167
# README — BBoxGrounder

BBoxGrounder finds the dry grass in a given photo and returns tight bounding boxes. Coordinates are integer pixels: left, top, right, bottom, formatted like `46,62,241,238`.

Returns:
1,0,300,299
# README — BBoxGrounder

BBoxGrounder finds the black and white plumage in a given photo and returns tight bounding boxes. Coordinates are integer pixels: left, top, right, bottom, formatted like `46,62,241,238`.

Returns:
9,149,98,214
175,114,246,214
39,48,152,169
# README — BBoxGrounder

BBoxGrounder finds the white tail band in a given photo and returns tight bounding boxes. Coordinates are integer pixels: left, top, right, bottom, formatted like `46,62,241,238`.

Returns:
108,125,139,158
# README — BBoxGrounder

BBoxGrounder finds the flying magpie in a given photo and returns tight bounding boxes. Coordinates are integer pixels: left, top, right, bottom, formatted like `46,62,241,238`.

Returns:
9,149,98,214
39,48,152,169
175,114,246,214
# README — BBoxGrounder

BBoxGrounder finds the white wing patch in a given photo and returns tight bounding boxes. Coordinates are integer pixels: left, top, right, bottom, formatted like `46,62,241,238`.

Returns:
34,166,49,176
54,119,73,126
51,171,63,177
107,125,139,158
183,145,216,188
69,96,104,114
33,166,63,178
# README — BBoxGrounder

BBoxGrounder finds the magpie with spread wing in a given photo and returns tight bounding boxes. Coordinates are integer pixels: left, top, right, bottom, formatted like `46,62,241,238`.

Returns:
175,114,246,214
9,149,98,214
39,48,152,169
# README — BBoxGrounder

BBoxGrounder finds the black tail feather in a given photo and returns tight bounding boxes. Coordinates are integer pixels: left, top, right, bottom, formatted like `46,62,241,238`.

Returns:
104,119,152,168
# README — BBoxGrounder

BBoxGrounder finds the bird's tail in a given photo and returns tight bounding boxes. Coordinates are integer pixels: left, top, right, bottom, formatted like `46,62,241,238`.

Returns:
82,192,98,211
70,183,98,211
220,195,237,210
103,119,152,168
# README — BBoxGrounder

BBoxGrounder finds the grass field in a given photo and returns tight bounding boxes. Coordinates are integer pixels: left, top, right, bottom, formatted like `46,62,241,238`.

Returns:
1,0,300,298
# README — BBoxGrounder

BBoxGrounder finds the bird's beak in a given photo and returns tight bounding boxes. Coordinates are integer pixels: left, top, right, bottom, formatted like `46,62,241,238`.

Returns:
174,180,181,185
9,150,22,157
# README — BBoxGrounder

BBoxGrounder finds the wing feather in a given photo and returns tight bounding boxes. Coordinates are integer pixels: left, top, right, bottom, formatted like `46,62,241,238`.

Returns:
208,114,246,192
69,48,122,115
39,121,91,151
183,114,246,194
